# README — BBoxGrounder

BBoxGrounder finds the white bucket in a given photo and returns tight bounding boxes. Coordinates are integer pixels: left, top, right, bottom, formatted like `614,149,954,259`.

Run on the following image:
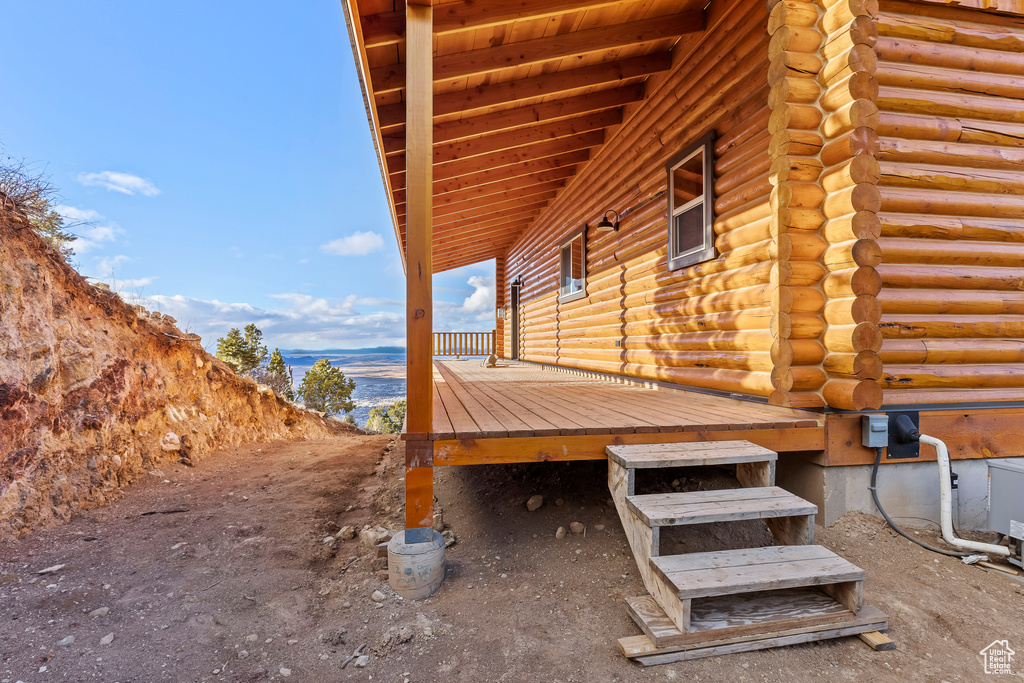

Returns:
387,529,445,599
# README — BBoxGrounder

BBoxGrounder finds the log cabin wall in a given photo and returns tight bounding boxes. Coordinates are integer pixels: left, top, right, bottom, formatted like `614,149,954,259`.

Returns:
873,1,1024,406
502,1,780,398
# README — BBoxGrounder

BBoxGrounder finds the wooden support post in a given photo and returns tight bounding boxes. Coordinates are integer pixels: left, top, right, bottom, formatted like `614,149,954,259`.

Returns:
404,0,434,543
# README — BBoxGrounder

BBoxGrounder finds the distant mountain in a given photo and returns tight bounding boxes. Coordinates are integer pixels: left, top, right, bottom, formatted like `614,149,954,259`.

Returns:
281,346,406,355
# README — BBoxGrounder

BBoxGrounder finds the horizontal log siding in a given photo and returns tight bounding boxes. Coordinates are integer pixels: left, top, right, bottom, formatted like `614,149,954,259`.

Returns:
503,2,778,397
874,1,1024,404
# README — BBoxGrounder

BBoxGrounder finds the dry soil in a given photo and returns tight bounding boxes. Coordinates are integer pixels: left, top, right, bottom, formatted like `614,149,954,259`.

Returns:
2,435,1023,683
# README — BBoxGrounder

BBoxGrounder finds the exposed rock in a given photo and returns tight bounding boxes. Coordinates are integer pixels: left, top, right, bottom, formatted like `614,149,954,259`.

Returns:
358,526,391,550
555,526,566,539
442,529,456,547
159,432,181,452
432,508,444,532
355,655,370,668
526,495,544,512
569,522,585,535
99,633,114,646
594,524,606,531
88,606,109,617
0,206,357,539
56,635,74,646
370,590,386,603
337,525,356,541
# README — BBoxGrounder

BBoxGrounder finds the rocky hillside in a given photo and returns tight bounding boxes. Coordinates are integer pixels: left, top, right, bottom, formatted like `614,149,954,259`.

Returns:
0,202,355,539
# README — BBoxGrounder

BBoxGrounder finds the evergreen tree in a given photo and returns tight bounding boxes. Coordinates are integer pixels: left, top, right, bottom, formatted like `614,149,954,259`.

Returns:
296,359,356,415
265,348,294,400
215,323,268,375
365,400,406,434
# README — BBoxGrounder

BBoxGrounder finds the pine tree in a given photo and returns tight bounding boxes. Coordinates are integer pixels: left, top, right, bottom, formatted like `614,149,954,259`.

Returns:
265,348,294,400
296,359,356,415
366,400,406,434
215,324,268,376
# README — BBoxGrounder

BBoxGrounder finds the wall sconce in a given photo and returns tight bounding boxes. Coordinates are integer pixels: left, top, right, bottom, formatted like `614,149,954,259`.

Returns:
594,209,620,232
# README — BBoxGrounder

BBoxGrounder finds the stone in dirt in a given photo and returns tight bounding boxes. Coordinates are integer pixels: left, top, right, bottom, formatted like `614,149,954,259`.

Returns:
355,655,370,668
160,432,181,452
555,498,564,507
371,590,386,603
555,526,567,539
358,525,391,550
569,522,585,535
337,525,356,541
526,495,544,511
432,509,444,532
280,667,292,676
321,535,336,545
37,564,65,574
238,650,249,660
99,633,114,646
442,529,456,547
89,606,110,617
56,635,74,646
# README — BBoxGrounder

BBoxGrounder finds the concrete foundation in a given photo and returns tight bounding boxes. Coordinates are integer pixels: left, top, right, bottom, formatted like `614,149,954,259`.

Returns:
777,454,1024,531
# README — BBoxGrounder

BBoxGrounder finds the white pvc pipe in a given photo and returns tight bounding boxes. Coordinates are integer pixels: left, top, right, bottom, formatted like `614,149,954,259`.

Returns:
920,434,1011,557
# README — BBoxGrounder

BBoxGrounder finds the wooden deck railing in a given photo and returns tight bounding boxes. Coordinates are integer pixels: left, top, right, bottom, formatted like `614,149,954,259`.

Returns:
434,330,495,357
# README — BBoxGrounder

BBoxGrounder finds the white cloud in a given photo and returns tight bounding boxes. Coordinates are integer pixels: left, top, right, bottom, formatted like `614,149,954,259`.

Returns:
77,171,161,197
321,231,384,256
355,297,403,307
56,204,103,222
121,291,406,350
461,275,495,314
104,277,156,291
95,254,130,277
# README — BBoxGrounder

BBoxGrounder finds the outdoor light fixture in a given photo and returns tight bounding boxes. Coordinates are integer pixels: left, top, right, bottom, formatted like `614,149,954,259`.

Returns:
595,209,620,232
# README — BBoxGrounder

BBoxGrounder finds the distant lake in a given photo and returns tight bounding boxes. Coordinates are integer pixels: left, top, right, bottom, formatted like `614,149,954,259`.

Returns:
280,350,406,428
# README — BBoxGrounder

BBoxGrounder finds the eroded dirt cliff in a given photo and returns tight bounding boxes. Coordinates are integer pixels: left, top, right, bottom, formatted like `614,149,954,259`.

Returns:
0,203,354,539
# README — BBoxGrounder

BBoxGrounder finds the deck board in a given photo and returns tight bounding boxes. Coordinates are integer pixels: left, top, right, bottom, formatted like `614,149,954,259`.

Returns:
405,360,825,447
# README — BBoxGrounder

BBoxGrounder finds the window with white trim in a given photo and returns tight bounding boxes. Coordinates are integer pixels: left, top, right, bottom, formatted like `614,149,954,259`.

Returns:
558,228,586,303
668,132,715,271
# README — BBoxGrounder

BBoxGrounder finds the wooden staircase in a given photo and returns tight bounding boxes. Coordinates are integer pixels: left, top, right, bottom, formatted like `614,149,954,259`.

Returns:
608,441,888,665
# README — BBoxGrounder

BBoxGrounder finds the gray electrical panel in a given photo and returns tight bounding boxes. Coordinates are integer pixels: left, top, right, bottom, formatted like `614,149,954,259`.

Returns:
988,460,1024,541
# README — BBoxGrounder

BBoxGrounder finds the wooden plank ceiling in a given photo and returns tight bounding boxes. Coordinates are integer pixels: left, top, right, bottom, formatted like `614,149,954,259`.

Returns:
347,0,708,273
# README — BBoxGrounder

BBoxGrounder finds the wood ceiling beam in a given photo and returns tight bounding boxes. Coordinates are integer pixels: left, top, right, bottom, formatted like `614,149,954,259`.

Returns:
407,204,546,236
388,130,604,181
398,182,564,220
431,200,551,232
431,109,620,165
390,148,589,192
433,240,521,272
377,53,670,130
370,12,703,94
361,0,631,49
393,165,576,208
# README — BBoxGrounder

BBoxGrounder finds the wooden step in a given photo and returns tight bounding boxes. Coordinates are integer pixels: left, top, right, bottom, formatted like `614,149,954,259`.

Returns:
650,545,865,601
606,440,777,469
625,588,855,649
627,487,817,527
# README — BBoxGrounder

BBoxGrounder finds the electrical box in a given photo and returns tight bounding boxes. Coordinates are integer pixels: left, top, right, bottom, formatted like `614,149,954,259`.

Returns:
861,414,889,448
988,460,1024,542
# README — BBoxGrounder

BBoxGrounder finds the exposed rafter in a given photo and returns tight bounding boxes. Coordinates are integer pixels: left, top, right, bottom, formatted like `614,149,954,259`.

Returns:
370,12,702,94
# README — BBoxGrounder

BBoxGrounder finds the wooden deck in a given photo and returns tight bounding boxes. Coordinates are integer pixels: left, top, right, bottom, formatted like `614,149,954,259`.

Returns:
409,360,825,465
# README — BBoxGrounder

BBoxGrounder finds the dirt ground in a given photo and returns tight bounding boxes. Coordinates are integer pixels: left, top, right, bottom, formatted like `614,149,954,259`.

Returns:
2,435,1023,683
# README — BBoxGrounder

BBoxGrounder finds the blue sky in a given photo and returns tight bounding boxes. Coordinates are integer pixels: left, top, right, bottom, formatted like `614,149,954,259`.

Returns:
1,2,496,350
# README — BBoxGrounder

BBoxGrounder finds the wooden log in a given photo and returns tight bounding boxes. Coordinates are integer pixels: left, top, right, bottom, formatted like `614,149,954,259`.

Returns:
823,323,883,353
821,16,878,61
822,183,881,218
770,129,825,157
821,72,879,112
878,315,1024,339
880,365,1024,390
879,237,1024,267
879,187,1024,220
874,35,1024,78
877,113,1024,149
822,99,880,138
821,0,879,38
879,289,1024,315
876,8,1024,53
875,138,1024,172
877,86,1024,124
822,211,882,242
824,351,883,379
823,267,881,297
824,295,882,325
768,0,820,34
821,155,881,193
820,127,879,167
822,378,883,411
880,339,1024,365
823,239,882,269
818,44,877,88
878,264,1024,292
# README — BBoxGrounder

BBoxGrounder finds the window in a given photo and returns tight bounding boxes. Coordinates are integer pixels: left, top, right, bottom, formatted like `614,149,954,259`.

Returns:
559,228,586,303
668,132,715,271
